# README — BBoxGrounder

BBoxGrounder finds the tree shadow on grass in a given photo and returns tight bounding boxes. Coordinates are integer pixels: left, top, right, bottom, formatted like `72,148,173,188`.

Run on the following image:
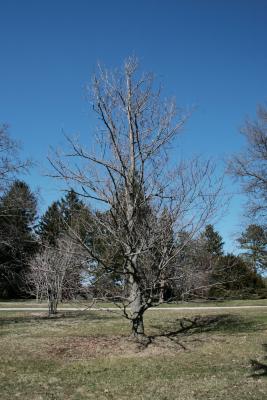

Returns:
143,314,266,349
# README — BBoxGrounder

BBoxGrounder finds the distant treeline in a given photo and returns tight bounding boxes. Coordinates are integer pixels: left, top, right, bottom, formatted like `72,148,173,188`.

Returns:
0,181,266,303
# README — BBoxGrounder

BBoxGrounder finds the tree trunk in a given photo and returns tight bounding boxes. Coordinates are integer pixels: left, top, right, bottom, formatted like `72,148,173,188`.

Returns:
129,278,146,341
48,289,58,316
132,312,145,338
48,298,58,316
159,279,165,303
36,288,39,303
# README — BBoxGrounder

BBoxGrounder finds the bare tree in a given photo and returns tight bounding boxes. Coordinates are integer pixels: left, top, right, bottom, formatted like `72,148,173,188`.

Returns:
0,124,30,193
229,105,267,223
49,57,224,340
28,235,86,315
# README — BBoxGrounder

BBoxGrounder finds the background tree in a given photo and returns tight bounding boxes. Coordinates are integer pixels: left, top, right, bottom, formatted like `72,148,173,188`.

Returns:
197,224,225,298
88,210,125,300
28,235,86,315
238,224,267,273
50,57,224,341
201,224,224,257
37,201,63,246
172,228,223,301
38,189,91,244
37,190,93,299
209,254,265,299
0,180,38,298
0,126,33,298
60,189,86,231
229,104,267,222
0,124,30,193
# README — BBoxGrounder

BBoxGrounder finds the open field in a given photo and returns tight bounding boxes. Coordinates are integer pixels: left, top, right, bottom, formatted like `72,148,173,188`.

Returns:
1,306,267,399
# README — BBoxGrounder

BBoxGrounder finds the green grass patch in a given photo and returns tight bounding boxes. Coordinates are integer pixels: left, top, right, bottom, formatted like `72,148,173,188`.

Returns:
1,298,267,309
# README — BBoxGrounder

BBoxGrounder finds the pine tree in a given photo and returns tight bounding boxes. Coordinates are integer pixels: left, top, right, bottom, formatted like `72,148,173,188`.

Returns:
60,189,91,240
37,201,64,245
199,225,224,299
36,190,93,300
0,180,38,298
238,224,267,272
201,224,224,256
60,189,82,226
209,253,265,298
38,189,91,245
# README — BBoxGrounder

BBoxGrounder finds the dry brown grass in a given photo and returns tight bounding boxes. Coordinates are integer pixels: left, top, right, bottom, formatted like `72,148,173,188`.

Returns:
1,308,267,399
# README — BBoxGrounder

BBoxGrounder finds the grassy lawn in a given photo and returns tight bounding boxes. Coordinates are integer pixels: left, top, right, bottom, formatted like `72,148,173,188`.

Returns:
1,298,267,309
1,307,267,399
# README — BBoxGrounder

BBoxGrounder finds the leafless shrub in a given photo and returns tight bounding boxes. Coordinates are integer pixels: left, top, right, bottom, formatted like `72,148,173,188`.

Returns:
27,235,87,315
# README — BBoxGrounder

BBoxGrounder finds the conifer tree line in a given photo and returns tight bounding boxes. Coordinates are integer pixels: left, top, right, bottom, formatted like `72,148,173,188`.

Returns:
0,179,266,302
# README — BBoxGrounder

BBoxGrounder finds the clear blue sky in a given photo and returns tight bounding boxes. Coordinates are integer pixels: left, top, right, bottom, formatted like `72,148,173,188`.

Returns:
1,0,267,253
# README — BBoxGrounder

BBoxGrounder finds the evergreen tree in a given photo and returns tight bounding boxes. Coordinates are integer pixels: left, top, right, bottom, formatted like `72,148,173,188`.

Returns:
38,189,91,245
155,208,175,302
201,224,224,256
0,180,38,298
199,225,224,299
37,201,63,245
238,224,267,272
60,189,91,240
37,190,93,300
61,189,82,226
209,253,265,298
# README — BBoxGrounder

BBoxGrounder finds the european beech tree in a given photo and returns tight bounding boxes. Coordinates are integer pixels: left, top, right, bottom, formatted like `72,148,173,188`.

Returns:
50,57,224,341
